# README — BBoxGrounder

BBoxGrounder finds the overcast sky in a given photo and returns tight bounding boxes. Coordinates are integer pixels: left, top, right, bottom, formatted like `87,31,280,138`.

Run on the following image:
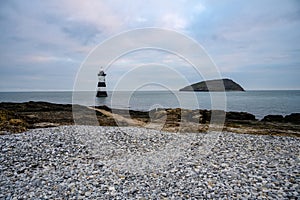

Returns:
0,0,299,91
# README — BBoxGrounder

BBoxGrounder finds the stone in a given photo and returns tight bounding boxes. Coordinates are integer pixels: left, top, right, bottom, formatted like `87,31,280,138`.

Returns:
85,191,92,196
0,125,299,199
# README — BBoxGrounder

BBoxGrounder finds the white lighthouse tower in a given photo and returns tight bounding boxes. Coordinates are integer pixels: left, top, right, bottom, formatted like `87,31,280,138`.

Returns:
96,68,108,97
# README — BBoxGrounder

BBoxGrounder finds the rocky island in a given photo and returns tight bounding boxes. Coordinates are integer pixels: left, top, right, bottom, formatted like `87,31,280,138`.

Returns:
180,78,245,92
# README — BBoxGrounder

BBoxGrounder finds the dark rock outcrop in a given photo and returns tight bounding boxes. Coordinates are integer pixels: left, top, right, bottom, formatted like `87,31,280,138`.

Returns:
1,102,77,133
260,114,300,124
1,102,299,137
180,78,245,92
284,113,300,124
261,115,284,123
226,111,256,121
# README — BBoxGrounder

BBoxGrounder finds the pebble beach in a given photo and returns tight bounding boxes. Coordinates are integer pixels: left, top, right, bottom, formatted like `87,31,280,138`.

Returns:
1,125,299,199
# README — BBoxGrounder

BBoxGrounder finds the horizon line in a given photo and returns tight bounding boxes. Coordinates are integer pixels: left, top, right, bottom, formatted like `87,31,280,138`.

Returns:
1,89,300,92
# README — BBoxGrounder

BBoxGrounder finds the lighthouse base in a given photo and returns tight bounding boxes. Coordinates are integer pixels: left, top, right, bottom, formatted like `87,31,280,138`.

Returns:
96,91,108,97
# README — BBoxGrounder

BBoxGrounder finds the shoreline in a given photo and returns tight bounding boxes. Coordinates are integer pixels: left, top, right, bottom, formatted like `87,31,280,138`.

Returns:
0,101,299,137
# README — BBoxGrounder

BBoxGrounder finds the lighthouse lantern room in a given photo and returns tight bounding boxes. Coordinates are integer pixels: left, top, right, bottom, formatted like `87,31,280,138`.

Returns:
96,68,108,97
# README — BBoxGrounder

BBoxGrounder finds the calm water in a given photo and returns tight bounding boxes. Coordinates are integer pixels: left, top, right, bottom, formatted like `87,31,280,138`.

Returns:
0,91,299,119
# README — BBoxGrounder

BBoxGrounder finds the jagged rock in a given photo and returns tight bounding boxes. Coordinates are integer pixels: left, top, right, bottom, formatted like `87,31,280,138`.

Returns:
179,78,245,92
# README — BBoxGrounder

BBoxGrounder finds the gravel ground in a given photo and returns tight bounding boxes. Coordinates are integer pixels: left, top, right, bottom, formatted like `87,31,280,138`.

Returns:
0,125,299,199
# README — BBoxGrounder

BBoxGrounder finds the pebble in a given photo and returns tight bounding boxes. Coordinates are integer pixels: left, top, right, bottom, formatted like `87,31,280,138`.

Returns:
0,125,299,199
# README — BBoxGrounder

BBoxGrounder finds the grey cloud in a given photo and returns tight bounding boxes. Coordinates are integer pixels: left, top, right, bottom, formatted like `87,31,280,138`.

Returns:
0,0,299,91
62,22,100,45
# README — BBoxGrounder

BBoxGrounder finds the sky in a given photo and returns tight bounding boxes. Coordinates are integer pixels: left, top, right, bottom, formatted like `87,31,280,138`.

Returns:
0,0,299,91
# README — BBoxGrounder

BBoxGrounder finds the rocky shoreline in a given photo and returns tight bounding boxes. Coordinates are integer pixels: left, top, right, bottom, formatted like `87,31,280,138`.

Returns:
1,126,299,199
1,102,300,198
0,101,299,137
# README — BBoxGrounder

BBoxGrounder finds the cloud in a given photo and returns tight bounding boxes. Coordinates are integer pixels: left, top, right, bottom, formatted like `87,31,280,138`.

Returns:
62,22,100,45
61,0,124,34
0,0,299,91
189,1,300,77
161,13,187,30
23,55,76,63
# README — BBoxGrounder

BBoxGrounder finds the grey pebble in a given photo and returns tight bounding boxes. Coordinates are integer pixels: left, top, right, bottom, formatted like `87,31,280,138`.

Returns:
0,125,299,199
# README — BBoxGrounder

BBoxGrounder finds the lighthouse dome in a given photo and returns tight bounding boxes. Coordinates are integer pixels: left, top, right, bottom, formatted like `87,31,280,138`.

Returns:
98,70,106,76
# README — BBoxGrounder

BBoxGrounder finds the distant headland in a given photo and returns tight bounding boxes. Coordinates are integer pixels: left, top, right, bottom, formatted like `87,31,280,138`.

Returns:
179,78,245,92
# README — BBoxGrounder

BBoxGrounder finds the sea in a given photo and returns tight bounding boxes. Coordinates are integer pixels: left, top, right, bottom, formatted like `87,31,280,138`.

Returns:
0,90,299,119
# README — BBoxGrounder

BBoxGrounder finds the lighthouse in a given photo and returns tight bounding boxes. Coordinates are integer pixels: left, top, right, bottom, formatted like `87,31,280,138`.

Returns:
96,68,108,97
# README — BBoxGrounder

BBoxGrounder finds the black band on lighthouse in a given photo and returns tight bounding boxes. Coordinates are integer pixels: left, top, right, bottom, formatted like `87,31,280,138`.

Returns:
98,82,106,87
